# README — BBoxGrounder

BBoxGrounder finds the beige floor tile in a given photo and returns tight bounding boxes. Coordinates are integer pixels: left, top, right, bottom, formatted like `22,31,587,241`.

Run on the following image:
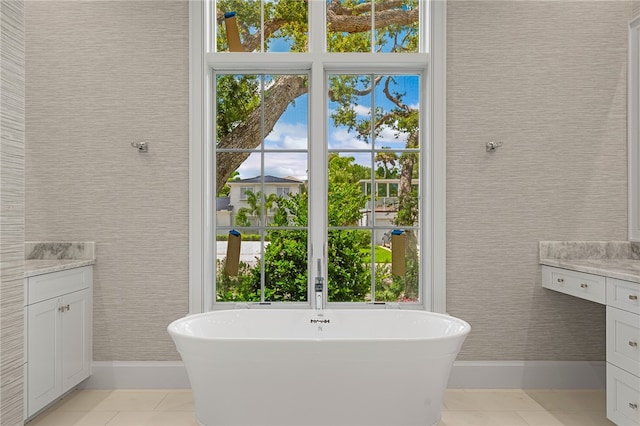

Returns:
96,390,169,411
104,411,200,426
49,390,115,411
525,390,607,412
27,410,118,426
546,410,615,426
515,410,566,426
439,410,529,426
443,390,545,412
155,390,195,411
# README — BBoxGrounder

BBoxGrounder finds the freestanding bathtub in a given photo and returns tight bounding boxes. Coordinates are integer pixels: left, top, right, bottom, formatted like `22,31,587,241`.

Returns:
168,309,470,426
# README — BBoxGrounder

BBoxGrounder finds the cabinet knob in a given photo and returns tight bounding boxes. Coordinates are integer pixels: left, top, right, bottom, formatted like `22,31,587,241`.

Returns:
630,295,638,301
630,402,638,410
58,305,71,313
580,283,588,289
629,341,638,348
557,278,564,283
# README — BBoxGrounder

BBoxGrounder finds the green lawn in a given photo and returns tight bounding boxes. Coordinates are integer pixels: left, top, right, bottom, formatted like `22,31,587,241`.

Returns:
361,245,392,263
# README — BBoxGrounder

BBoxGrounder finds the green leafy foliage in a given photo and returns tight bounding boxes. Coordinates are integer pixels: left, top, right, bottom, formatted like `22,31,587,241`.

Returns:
216,74,260,141
216,260,261,301
327,230,370,301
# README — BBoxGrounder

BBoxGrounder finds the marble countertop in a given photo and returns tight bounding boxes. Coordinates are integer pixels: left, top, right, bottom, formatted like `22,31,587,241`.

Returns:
24,259,95,277
539,258,640,284
24,242,96,277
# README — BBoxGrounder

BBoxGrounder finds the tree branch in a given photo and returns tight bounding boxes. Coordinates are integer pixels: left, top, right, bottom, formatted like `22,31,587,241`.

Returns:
383,77,411,111
343,0,416,15
328,75,384,102
327,7,419,34
242,18,288,52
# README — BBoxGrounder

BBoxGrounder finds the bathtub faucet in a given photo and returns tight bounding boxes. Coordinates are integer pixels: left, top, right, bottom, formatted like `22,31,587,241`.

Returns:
315,259,324,310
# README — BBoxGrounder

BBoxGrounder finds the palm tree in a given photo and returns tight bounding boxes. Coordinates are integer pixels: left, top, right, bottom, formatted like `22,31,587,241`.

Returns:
244,190,279,226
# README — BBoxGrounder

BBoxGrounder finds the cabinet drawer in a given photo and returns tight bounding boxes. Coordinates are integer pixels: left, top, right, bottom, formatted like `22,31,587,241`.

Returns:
542,266,606,304
607,363,640,426
607,306,640,376
27,267,92,305
608,277,640,315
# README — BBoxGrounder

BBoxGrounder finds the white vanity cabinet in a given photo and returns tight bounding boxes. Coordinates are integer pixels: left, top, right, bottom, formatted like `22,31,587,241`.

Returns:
24,266,92,418
542,266,640,425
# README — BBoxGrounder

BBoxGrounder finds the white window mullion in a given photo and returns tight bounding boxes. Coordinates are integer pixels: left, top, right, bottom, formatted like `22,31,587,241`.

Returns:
307,1,327,308
308,63,327,309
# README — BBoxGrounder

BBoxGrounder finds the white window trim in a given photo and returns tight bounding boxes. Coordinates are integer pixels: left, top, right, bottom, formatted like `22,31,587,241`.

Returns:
189,0,447,314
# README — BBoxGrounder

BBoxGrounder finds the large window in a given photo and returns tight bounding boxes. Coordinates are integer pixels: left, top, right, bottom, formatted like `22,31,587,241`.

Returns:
190,0,446,312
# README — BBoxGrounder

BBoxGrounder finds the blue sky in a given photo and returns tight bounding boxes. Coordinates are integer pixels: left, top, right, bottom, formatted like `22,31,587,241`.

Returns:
235,74,420,181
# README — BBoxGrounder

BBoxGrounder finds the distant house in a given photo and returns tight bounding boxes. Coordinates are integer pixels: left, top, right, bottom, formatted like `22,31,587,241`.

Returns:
358,178,418,244
216,175,305,227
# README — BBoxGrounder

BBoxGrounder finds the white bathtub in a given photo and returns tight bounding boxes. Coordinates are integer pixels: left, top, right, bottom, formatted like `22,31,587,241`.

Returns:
168,309,470,426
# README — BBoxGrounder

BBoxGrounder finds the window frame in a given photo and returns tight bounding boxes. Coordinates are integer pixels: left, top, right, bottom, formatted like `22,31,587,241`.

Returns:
189,0,447,313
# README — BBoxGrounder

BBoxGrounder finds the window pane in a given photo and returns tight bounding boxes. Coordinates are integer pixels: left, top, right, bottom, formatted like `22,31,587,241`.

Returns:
374,0,419,53
215,0,308,53
265,229,308,302
264,0,308,52
265,91,308,151
375,229,419,302
326,0,420,53
216,231,263,302
328,229,372,302
328,153,370,229
327,0,371,53
373,74,420,149
327,74,372,150
216,1,260,52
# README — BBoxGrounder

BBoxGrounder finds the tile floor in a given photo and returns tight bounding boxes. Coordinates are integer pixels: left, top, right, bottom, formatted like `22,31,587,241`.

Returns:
26,388,615,426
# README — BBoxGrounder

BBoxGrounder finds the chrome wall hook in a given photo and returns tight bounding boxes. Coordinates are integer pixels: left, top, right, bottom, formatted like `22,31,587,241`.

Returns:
131,141,148,152
486,141,503,152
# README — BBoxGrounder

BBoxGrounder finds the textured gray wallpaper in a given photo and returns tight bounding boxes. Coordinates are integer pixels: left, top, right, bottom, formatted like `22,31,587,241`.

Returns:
25,1,189,361
25,0,632,363
447,0,630,360
1,0,25,423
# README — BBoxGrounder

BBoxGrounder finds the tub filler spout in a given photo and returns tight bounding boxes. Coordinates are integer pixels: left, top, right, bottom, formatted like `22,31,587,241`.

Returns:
315,259,324,310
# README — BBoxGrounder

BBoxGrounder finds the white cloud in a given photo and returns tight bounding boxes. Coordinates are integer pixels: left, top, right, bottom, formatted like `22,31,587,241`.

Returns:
354,104,371,117
237,152,308,181
376,125,409,145
328,128,371,150
265,122,308,149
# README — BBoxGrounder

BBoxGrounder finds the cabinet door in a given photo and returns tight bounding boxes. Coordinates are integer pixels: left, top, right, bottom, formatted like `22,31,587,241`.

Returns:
61,288,91,393
27,297,61,417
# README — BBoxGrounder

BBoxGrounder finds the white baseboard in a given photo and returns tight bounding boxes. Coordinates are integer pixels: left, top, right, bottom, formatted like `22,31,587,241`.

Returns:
79,360,606,390
79,361,191,389
447,361,606,389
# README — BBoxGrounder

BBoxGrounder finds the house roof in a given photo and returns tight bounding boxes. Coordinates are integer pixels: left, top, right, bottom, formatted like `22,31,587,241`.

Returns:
232,175,302,184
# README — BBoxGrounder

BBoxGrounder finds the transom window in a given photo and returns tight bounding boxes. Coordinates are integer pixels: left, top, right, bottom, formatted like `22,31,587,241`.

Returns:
189,0,446,312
